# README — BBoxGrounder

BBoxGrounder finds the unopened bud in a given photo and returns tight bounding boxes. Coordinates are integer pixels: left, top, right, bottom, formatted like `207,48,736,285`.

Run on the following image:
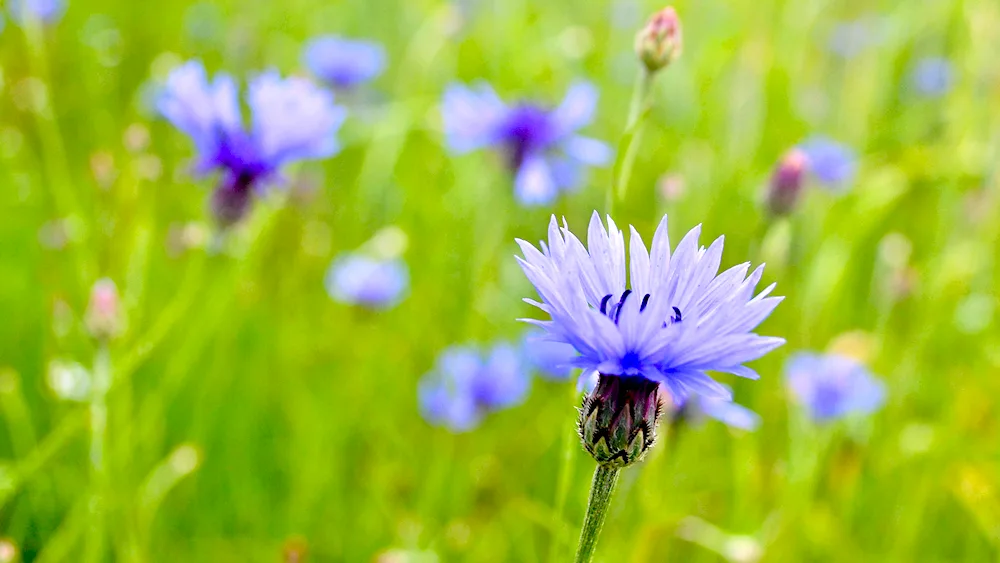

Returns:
765,149,807,217
635,7,682,73
579,375,663,468
85,278,124,341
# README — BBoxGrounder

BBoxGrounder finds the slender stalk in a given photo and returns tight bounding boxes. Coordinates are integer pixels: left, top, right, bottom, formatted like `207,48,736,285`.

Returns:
86,346,112,563
574,465,621,563
609,69,657,211
547,383,581,563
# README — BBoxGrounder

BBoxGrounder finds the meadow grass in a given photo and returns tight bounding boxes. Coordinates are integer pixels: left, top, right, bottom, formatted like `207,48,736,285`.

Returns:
1,0,999,561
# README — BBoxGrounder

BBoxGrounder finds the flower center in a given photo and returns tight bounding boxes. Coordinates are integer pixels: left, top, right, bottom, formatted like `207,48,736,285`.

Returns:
599,290,682,326
502,104,555,169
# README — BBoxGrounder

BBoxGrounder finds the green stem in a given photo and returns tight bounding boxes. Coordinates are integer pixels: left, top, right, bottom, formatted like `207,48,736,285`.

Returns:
609,70,657,211
86,346,111,563
574,465,621,563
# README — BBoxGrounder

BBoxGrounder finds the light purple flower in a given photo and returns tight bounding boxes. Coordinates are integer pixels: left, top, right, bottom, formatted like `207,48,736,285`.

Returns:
441,81,612,206
304,35,386,89
8,0,66,24
516,212,785,403
798,136,857,191
910,57,953,98
675,389,760,431
157,60,345,224
785,352,886,422
325,253,408,309
419,344,532,432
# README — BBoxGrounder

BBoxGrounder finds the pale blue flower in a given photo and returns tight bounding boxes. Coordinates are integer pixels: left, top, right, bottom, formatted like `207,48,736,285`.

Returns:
522,330,578,380
304,35,386,89
419,344,531,432
441,81,612,205
325,254,408,309
798,136,857,191
910,57,953,98
785,352,886,422
516,212,784,403
8,0,66,24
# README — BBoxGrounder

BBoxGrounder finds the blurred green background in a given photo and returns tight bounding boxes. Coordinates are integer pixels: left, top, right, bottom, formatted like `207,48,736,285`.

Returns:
2,0,1000,561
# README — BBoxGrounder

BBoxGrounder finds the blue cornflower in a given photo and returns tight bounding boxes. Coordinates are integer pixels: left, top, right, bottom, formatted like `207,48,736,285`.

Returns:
798,136,857,191
441,81,612,206
325,253,409,310
304,35,386,89
8,0,66,24
518,213,783,466
522,330,578,380
785,352,886,422
158,60,345,224
910,57,953,98
419,344,531,432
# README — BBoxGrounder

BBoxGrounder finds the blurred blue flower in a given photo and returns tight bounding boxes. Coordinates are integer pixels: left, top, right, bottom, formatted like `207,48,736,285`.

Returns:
8,0,66,24
158,60,345,224
910,57,953,98
304,35,386,89
785,352,886,422
325,253,409,309
517,212,785,403
827,16,887,59
522,330,578,380
798,136,857,191
419,344,531,432
441,81,612,206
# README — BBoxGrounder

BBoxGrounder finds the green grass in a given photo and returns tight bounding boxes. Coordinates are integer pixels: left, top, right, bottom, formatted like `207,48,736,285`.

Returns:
2,0,1000,561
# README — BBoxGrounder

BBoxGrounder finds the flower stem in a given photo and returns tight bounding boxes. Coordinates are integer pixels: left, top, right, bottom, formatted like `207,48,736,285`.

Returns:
86,345,111,563
574,464,621,563
609,69,657,211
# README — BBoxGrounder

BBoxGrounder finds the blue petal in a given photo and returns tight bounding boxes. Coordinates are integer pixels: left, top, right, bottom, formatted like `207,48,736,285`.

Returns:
441,82,508,153
514,155,559,206
563,136,612,166
304,35,386,89
552,81,598,137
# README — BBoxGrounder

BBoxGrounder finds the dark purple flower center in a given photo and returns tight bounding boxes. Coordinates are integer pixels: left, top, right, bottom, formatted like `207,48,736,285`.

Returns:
500,104,557,169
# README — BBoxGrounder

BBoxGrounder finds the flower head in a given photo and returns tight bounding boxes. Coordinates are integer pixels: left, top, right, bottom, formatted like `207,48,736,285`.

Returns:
798,136,857,191
419,344,531,432
158,60,345,224
517,213,783,465
441,82,612,206
785,352,885,422
910,57,953,98
634,6,682,73
8,0,66,25
325,253,409,310
85,278,124,341
303,35,386,89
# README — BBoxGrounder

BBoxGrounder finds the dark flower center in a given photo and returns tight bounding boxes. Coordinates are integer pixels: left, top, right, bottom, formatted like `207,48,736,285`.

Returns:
501,104,556,169
599,290,682,326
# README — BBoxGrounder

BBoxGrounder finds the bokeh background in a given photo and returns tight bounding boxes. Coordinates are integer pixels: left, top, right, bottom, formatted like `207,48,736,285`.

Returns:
2,0,999,561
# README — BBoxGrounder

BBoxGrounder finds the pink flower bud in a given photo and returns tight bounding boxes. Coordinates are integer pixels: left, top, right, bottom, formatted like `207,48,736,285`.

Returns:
85,278,123,341
765,149,808,216
635,7,683,73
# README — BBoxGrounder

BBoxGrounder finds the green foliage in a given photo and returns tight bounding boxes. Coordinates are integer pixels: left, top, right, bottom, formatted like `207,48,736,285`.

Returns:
1,0,999,561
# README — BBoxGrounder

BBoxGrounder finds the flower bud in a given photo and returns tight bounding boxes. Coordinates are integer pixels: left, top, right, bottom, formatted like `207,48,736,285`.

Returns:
578,374,663,468
85,278,124,341
635,7,683,74
764,149,807,217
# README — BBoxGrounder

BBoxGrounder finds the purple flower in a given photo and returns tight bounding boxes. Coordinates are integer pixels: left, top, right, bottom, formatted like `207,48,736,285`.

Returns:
8,0,66,24
910,57,953,98
158,60,345,224
419,344,531,432
517,212,785,403
441,81,612,206
785,352,886,422
522,330,578,380
798,136,857,191
304,35,386,89
325,253,408,309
